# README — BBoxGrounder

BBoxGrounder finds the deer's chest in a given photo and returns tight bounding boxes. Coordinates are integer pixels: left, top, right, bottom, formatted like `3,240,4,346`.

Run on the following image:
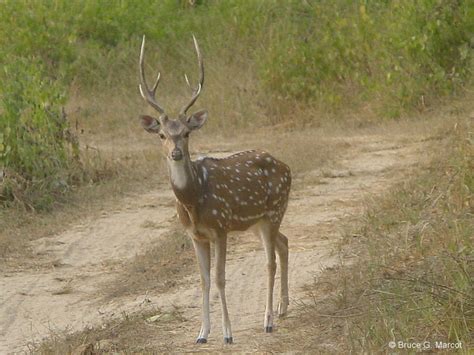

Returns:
176,201,218,242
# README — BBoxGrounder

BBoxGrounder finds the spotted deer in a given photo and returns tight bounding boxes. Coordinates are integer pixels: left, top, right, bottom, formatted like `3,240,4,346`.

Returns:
138,35,291,344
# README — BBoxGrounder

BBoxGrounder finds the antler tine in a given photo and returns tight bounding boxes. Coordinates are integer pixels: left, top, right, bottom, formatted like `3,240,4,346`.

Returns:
151,72,161,92
139,35,165,114
184,73,192,89
179,35,205,117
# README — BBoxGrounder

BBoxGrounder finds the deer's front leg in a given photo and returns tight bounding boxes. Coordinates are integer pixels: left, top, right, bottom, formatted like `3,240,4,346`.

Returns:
192,238,211,343
260,225,277,333
214,235,233,344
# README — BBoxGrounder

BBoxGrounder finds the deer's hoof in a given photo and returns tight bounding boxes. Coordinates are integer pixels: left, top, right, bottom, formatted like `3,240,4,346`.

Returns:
265,326,273,333
224,337,233,344
196,338,207,344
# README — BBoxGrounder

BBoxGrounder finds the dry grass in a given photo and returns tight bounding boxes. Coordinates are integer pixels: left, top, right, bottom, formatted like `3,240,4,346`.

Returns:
51,283,74,296
101,220,194,299
32,306,185,354
271,112,473,353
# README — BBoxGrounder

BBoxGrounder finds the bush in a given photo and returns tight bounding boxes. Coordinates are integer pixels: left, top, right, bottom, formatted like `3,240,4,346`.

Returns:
0,58,79,210
259,0,472,117
1,0,470,116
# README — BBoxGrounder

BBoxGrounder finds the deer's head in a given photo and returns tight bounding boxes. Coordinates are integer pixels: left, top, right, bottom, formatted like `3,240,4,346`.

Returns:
139,35,207,161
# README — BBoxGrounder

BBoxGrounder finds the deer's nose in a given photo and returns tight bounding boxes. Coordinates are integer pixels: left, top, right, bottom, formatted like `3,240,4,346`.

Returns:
171,148,183,161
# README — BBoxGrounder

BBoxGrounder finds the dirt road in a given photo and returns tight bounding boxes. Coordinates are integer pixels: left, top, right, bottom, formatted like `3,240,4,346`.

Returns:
0,133,425,353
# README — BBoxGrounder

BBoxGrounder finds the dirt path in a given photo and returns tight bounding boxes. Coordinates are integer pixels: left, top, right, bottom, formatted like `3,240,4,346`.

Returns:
0,134,425,353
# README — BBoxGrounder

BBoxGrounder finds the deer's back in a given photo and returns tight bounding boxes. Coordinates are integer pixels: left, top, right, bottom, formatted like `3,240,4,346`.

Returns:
189,150,291,233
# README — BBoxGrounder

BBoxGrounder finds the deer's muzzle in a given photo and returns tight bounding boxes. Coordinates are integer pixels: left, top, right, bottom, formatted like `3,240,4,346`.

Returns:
171,148,183,161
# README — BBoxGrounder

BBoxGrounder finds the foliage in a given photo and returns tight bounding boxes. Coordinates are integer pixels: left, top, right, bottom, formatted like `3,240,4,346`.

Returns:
260,0,472,116
0,58,79,210
2,0,471,112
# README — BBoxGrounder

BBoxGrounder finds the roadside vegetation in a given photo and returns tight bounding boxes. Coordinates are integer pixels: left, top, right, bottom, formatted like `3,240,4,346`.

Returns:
274,108,473,352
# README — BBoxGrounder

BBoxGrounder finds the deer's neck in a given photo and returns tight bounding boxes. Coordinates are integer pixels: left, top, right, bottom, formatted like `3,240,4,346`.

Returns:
167,155,199,207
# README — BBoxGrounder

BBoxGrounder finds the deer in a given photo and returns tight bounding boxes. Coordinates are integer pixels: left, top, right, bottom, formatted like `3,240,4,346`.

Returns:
138,35,291,345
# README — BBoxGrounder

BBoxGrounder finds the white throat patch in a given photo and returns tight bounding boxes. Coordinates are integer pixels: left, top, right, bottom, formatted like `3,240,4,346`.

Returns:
168,160,188,190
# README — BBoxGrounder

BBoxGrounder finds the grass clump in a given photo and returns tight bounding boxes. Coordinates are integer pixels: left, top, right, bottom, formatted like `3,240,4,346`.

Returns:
32,307,184,353
1,1,472,115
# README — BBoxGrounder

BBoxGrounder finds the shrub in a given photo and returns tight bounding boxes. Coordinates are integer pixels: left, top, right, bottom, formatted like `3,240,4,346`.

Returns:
259,0,472,117
0,58,78,210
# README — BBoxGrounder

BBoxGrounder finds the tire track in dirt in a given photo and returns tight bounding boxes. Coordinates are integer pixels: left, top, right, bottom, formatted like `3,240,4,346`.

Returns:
0,191,177,352
0,135,426,353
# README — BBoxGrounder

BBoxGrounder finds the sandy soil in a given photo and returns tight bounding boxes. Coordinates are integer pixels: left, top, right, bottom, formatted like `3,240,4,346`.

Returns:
0,133,426,353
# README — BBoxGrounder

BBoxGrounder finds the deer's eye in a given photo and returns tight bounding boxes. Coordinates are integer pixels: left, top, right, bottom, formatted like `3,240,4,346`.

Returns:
159,133,166,140
183,131,190,138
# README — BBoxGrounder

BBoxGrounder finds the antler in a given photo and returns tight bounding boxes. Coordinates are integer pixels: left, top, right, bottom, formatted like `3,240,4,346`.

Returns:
179,35,204,117
139,35,166,114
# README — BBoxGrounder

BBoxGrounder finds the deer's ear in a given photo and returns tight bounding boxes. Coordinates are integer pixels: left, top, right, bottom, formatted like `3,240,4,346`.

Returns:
186,110,208,131
140,115,160,134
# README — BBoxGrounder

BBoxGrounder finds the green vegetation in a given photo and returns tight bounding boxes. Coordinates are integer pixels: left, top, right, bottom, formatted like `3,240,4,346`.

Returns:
262,1,472,116
0,0,472,209
0,58,78,210
2,0,470,107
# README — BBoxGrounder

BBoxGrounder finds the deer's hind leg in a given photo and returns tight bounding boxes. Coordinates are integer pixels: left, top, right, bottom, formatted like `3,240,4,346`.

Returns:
255,219,277,333
275,231,289,317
